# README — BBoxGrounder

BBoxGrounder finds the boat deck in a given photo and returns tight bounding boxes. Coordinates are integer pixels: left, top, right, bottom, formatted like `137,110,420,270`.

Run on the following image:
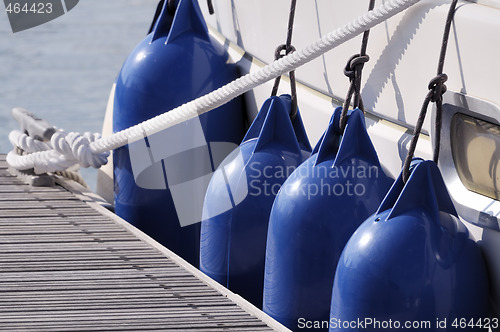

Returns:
0,156,284,331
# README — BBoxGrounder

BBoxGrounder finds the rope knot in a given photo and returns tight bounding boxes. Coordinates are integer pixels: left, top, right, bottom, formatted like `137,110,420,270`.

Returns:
51,131,72,155
274,44,296,60
51,131,109,169
344,54,370,80
428,73,448,102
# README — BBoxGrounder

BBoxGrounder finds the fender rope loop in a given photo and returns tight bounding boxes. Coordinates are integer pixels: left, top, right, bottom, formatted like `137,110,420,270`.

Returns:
339,0,376,134
402,0,458,182
207,0,214,15
270,0,298,121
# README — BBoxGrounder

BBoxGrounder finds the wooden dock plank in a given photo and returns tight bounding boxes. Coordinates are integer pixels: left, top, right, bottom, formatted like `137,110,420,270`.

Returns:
0,159,285,331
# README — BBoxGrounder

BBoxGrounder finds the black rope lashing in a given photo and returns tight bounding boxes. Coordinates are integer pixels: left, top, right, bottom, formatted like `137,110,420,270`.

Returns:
341,53,370,116
207,0,214,15
270,0,298,121
402,0,458,182
338,0,376,133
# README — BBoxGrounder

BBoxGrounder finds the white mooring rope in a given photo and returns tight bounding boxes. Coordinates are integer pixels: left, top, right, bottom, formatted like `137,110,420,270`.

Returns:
7,0,420,173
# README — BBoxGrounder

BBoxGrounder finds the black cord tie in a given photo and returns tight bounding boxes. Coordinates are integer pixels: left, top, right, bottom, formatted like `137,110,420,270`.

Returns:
343,54,370,80
271,44,298,121
270,0,298,121
402,0,458,182
273,44,296,62
428,73,448,102
338,0,375,134
207,0,214,15
339,54,371,131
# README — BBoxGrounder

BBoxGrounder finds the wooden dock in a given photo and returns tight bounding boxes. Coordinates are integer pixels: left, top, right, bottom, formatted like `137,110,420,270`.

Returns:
0,156,287,331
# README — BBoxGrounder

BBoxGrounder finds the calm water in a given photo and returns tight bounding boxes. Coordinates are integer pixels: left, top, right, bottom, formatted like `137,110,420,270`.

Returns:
0,0,159,190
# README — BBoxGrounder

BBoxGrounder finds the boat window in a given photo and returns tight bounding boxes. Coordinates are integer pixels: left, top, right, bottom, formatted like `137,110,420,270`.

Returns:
451,113,500,200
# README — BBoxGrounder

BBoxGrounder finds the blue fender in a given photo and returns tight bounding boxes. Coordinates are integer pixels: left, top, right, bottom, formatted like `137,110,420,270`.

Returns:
112,0,245,267
330,160,490,331
200,95,311,308
263,107,393,330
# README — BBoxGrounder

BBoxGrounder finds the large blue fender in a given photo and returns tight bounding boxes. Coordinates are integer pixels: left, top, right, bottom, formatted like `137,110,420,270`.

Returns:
112,0,246,267
200,95,311,308
263,107,393,330
330,160,490,331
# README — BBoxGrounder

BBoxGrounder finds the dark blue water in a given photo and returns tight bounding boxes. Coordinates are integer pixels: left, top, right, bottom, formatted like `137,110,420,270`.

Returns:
0,0,159,190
